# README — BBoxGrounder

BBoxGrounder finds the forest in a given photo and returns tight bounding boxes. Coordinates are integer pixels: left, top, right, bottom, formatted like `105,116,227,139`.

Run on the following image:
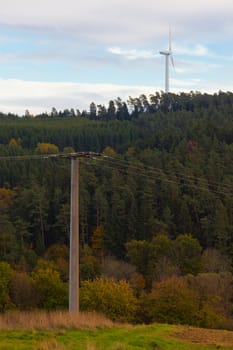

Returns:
0,91,233,328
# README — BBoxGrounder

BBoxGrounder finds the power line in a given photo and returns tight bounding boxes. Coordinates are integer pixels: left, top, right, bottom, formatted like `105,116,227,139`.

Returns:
82,157,233,198
0,151,232,197
102,156,233,192
0,151,102,161
100,156,233,192
0,150,232,191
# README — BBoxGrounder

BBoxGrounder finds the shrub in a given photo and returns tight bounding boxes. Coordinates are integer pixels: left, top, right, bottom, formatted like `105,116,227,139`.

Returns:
9,271,36,310
201,248,231,273
101,256,136,281
197,302,230,329
186,272,233,326
80,255,100,281
144,276,200,325
0,262,13,312
129,272,146,296
31,261,68,310
125,240,150,276
35,143,59,154
80,277,137,322
44,244,69,282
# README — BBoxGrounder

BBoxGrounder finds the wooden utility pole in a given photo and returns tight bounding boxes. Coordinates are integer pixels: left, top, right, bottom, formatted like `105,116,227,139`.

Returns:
69,157,79,312
68,152,102,313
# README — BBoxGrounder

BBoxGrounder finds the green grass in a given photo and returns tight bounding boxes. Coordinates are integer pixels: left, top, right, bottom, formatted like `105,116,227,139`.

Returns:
1,323,233,350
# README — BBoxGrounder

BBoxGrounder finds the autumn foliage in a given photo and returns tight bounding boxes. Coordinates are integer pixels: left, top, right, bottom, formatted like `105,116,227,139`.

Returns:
0,92,233,330
80,277,137,322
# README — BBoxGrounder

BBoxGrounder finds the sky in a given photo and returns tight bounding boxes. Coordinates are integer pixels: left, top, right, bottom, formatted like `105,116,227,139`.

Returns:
1,0,233,115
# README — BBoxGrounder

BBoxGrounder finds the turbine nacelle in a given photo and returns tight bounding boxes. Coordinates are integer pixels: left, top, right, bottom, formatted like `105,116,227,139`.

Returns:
159,50,172,56
159,30,175,93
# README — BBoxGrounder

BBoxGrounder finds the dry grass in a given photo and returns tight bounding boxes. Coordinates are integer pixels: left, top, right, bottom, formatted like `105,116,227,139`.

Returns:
109,343,126,350
0,311,114,331
86,342,126,350
86,344,97,350
172,325,233,348
34,339,126,350
34,339,66,350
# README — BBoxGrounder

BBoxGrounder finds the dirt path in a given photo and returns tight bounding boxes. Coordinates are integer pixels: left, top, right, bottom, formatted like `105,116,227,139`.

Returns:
172,326,233,348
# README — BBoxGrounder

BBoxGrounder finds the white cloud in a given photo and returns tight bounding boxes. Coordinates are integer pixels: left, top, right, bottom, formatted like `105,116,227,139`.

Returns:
0,78,231,116
0,1,232,101
175,44,210,57
171,78,202,87
108,47,158,60
0,79,161,115
173,58,222,75
0,79,233,115
1,0,233,44
2,0,233,24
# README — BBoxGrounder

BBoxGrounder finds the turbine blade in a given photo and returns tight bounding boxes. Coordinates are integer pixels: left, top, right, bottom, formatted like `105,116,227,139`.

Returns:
170,55,175,68
169,28,172,52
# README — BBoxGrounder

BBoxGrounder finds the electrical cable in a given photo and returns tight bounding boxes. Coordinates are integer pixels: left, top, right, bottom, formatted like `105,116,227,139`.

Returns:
82,157,233,198
0,152,232,198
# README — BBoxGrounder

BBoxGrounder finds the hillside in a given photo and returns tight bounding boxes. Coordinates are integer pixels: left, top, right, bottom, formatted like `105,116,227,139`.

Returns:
0,92,233,328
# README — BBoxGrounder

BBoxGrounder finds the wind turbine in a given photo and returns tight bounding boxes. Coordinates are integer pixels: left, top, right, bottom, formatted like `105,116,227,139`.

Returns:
159,30,174,93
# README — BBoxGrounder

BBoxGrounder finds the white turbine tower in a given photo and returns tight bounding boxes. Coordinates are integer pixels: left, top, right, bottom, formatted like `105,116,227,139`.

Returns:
159,30,174,93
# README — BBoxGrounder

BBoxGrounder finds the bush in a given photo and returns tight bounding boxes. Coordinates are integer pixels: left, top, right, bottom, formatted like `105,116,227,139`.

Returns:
0,262,13,312
144,276,200,325
44,244,69,282
201,248,231,273
138,274,233,329
186,272,233,328
80,255,100,281
9,271,36,310
197,303,230,329
101,256,136,281
80,277,137,322
31,261,68,310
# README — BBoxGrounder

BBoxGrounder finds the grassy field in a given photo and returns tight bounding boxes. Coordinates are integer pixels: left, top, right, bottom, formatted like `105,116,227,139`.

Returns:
0,312,233,350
